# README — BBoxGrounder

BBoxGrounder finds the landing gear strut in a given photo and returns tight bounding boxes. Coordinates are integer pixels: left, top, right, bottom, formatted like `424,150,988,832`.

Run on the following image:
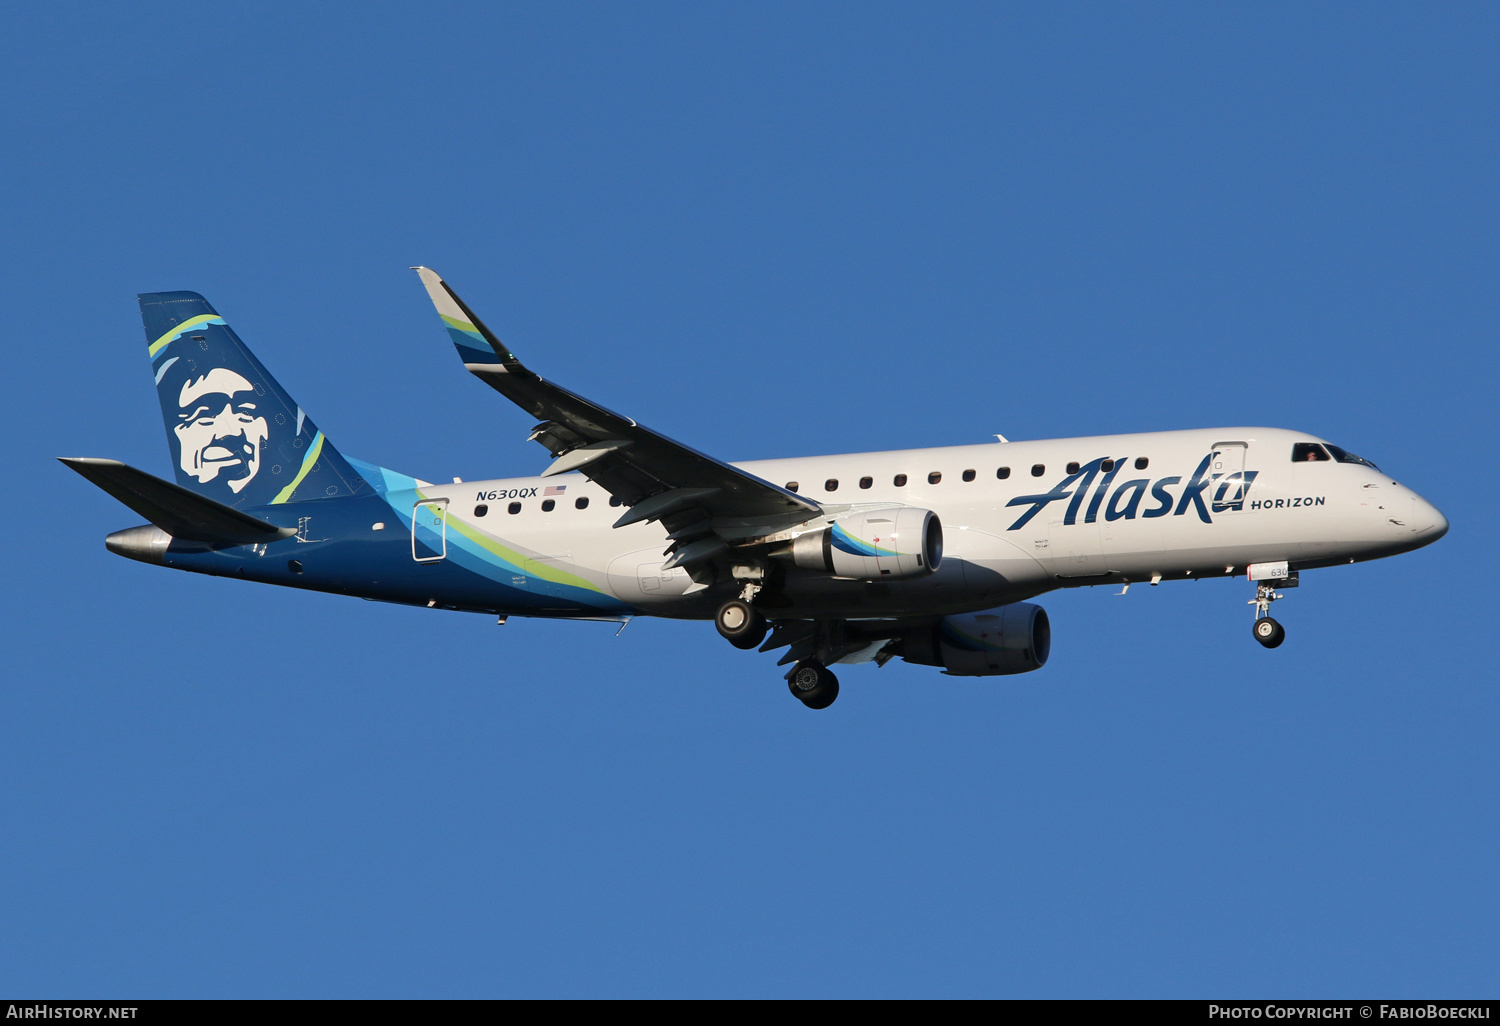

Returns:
715,598,767,650
1249,580,1290,649
787,660,840,709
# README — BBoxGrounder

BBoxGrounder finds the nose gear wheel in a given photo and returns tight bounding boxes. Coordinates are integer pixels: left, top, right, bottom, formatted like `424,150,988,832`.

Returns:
1253,616,1285,648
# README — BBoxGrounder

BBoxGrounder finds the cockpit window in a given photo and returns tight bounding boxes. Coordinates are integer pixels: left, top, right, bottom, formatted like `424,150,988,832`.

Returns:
1324,444,1379,470
1292,442,1331,463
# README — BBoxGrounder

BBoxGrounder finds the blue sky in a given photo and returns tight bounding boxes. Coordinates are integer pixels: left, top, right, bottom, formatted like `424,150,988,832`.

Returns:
2,3,1496,997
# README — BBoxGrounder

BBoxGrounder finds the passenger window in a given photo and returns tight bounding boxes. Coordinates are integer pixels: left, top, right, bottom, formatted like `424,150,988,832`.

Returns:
1101,459,1115,472
893,474,907,487
474,504,489,517
825,479,839,492
1135,457,1149,470
609,496,622,507
1292,442,1331,463
575,496,589,509
859,476,873,489
542,499,556,512
928,471,942,484
962,469,976,482
786,481,799,492
508,502,522,515
1066,462,1080,474
996,467,1011,480
1031,464,1045,477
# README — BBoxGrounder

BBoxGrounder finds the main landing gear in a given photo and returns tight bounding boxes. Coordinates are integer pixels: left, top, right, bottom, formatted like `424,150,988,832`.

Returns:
715,598,768,650
1249,579,1293,649
787,660,840,710
714,593,841,710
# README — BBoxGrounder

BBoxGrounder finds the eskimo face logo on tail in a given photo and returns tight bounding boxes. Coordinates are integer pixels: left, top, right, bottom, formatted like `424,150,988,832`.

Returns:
173,368,269,493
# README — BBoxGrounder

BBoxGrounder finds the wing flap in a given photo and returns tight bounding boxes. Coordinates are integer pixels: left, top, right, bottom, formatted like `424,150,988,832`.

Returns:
539,440,632,478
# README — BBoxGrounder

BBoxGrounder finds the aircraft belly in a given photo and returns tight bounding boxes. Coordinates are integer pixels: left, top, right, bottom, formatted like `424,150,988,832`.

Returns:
606,547,698,605
1043,518,1106,577
944,525,1050,598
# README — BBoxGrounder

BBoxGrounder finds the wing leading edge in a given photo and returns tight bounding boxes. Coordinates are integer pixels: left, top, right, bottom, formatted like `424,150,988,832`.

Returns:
411,267,821,571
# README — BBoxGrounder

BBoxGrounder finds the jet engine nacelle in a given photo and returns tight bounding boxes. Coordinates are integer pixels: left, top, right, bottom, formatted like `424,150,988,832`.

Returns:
900,603,1051,676
787,506,942,582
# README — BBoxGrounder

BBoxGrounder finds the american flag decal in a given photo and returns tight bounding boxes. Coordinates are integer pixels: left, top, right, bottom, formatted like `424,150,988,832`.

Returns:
544,485,567,496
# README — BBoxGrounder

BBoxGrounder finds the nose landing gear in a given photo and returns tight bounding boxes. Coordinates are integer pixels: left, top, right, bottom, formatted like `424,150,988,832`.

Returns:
1249,576,1295,649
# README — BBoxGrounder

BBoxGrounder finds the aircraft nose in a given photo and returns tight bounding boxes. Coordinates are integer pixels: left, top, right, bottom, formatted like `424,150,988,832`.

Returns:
1410,491,1448,543
1425,504,1449,541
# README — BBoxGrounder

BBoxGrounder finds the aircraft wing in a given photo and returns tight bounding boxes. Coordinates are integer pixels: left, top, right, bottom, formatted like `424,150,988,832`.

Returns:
412,267,820,566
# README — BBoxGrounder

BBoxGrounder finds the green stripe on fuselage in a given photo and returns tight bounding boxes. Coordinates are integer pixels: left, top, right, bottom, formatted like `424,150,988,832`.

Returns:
442,514,605,595
406,491,605,597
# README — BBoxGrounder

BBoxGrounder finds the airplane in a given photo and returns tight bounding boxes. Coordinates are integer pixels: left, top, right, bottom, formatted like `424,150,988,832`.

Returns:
62,268,1450,709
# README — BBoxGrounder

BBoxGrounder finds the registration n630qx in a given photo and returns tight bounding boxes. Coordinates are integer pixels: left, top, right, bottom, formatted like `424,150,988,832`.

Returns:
64,269,1448,709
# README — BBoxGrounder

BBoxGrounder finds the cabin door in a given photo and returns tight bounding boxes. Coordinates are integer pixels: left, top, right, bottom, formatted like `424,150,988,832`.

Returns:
1210,442,1251,514
411,499,449,563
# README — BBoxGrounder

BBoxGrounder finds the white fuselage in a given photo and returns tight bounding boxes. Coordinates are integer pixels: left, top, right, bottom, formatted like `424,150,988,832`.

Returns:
400,427,1447,620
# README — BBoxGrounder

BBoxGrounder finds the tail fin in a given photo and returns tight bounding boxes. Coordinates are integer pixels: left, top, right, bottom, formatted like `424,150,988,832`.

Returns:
139,291,369,509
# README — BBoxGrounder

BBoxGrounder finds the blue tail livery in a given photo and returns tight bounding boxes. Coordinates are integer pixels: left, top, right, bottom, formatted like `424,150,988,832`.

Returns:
141,291,369,508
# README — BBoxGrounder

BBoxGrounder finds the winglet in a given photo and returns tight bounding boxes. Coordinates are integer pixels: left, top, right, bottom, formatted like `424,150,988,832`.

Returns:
411,266,519,369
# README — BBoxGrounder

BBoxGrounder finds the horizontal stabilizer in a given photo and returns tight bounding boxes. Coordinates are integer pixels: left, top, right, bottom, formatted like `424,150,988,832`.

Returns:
59,458,295,545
